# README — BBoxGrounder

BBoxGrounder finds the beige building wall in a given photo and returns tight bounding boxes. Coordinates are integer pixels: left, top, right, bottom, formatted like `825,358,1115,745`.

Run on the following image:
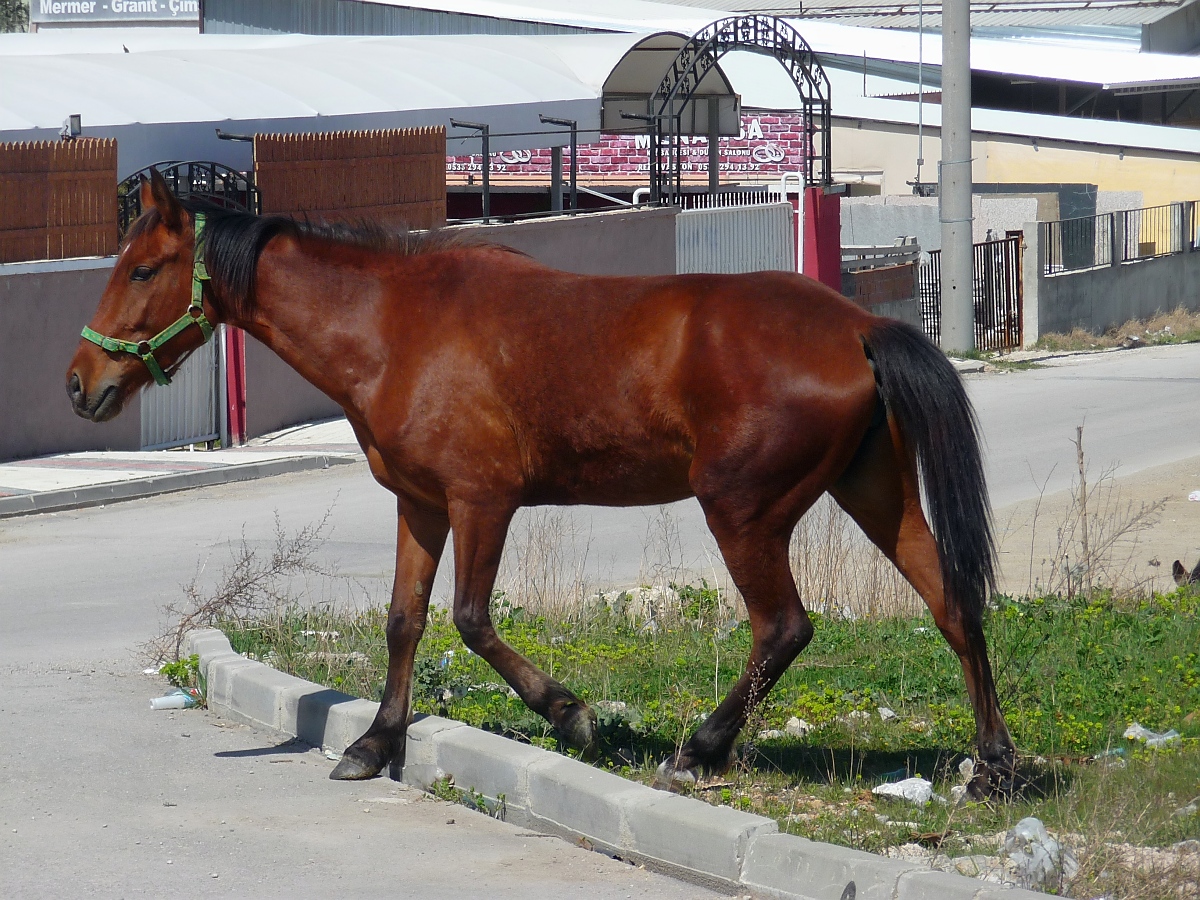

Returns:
831,118,1200,209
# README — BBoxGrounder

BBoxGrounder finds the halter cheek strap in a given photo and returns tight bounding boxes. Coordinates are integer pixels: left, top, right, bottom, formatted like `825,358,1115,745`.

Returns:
81,212,215,387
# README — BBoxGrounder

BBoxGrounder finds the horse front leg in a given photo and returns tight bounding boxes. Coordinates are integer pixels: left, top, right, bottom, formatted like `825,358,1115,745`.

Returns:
447,501,599,755
330,501,448,780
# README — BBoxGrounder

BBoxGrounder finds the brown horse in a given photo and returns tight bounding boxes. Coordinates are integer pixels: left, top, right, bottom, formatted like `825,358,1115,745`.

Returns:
68,171,1016,796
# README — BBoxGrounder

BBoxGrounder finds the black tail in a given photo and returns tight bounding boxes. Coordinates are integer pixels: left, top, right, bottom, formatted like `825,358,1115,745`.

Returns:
862,319,995,628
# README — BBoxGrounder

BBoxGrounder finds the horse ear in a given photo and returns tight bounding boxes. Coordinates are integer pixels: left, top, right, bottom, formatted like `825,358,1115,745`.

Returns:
145,167,183,232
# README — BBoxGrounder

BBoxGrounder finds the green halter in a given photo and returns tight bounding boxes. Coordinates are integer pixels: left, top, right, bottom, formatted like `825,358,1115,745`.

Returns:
81,212,215,387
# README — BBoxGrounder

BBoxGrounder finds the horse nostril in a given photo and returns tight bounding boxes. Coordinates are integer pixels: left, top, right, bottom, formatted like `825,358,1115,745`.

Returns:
67,372,84,406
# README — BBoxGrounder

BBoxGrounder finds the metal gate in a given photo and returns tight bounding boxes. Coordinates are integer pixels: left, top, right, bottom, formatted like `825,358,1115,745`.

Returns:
140,337,222,451
676,193,796,274
918,234,1023,352
120,161,258,449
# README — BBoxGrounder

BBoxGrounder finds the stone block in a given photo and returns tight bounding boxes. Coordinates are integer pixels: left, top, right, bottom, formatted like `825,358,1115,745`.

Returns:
525,754,645,849
403,715,463,768
741,832,923,900
226,664,309,731
280,683,369,749
183,628,230,659
623,790,777,883
896,869,990,900
204,655,259,709
322,698,379,754
976,887,1051,899
432,726,547,807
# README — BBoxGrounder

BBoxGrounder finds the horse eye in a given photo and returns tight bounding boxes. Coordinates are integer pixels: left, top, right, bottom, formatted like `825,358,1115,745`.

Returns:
130,266,155,282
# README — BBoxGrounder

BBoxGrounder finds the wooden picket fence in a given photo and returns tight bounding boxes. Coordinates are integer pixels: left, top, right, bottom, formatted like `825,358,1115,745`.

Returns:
0,139,118,263
254,128,446,230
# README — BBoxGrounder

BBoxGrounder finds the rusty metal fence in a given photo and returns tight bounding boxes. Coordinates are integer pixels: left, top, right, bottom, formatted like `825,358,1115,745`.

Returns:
0,139,117,263
919,234,1023,352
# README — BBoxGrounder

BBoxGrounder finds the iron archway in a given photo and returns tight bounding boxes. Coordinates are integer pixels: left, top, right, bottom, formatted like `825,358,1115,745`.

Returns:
118,161,261,237
646,16,832,203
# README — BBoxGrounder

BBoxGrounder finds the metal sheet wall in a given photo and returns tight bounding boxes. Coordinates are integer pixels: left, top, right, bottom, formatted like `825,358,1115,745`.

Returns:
203,0,604,36
140,338,221,451
676,201,795,275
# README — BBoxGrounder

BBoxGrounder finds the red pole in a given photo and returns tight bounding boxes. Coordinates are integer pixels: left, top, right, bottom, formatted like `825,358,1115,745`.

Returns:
225,327,247,445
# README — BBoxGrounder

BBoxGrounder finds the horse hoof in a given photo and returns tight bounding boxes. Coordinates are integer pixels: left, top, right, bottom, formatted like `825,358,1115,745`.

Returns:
651,757,697,793
329,747,385,781
965,760,1022,801
558,703,599,759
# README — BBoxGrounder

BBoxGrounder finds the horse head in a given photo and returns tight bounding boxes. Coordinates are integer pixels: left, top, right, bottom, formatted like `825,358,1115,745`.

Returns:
66,168,215,422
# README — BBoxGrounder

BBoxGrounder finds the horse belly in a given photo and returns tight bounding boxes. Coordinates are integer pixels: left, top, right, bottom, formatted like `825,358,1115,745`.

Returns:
525,440,695,507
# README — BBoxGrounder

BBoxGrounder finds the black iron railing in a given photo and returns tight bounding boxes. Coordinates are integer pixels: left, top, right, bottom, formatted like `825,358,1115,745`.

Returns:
1042,201,1198,276
118,161,261,237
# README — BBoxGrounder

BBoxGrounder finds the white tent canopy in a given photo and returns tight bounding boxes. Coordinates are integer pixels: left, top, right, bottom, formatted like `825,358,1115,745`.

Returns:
0,28,756,176
3,15,1195,177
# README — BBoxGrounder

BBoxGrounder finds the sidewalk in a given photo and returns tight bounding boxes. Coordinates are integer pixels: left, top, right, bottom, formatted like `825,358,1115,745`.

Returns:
0,417,364,518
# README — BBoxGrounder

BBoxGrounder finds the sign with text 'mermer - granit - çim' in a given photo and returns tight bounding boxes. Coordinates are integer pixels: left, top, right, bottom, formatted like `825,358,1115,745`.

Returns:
32,0,199,26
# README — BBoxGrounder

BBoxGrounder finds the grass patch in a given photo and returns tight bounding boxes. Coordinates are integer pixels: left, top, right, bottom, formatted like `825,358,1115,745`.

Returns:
222,587,1200,896
947,348,1045,372
1036,306,1200,353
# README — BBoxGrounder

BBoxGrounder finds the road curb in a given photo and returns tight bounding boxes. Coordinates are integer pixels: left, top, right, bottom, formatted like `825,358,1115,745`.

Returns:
184,628,1049,900
0,454,358,519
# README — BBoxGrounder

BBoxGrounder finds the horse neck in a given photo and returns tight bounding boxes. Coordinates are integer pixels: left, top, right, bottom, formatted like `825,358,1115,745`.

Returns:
225,236,391,414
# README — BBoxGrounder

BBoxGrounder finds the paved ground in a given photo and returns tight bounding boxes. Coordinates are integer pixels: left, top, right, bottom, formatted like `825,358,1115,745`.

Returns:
0,419,363,518
0,663,719,899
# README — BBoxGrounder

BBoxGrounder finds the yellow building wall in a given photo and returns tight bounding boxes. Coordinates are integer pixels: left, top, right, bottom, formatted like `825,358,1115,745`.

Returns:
831,118,1200,209
982,138,1200,208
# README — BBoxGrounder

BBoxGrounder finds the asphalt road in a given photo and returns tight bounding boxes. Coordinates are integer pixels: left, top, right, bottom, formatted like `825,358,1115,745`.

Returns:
2,342,1197,897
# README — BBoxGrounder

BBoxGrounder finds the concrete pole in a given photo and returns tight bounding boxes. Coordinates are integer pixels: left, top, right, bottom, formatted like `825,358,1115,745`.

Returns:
939,0,974,352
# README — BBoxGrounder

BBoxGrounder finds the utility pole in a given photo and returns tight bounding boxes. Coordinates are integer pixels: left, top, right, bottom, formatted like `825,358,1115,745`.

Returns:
939,0,974,352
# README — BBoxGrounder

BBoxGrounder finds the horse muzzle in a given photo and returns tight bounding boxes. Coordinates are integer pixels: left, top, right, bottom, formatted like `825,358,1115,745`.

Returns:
67,371,125,423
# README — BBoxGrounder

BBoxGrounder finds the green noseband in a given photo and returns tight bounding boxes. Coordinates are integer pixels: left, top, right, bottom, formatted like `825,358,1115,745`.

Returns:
82,212,215,387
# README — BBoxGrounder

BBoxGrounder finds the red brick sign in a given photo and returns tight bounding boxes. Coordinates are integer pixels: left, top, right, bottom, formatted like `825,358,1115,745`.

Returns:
447,114,810,178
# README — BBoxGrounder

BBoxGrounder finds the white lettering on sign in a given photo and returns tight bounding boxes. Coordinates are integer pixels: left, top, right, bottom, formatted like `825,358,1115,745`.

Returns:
168,0,199,14
111,1,160,12
40,1,98,13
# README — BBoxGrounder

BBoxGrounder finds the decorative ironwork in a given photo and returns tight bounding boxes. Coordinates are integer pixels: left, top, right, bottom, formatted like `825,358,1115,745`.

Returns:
118,161,261,236
648,16,832,203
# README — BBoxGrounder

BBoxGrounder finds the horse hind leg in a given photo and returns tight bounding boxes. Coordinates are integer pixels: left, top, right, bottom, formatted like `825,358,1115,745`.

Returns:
829,414,1017,797
654,482,825,790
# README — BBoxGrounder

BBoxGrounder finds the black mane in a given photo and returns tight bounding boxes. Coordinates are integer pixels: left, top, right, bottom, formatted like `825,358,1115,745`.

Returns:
126,201,502,319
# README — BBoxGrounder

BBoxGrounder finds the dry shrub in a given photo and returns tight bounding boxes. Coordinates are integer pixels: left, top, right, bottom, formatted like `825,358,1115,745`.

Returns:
790,495,921,619
1028,426,1164,599
145,510,337,663
494,508,594,621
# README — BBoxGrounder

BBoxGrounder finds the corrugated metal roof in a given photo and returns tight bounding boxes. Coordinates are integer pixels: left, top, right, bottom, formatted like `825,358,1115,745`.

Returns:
651,0,1194,27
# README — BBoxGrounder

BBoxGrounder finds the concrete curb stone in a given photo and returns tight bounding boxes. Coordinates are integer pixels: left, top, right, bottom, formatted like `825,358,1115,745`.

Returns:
431,723,547,806
182,628,1048,900
0,454,358,519
525,754,646,851
625,789,778,883
896,869,991,899
741,831,925,900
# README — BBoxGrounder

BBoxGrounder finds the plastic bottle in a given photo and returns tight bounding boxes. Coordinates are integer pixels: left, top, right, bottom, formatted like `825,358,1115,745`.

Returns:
150,688,202,710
